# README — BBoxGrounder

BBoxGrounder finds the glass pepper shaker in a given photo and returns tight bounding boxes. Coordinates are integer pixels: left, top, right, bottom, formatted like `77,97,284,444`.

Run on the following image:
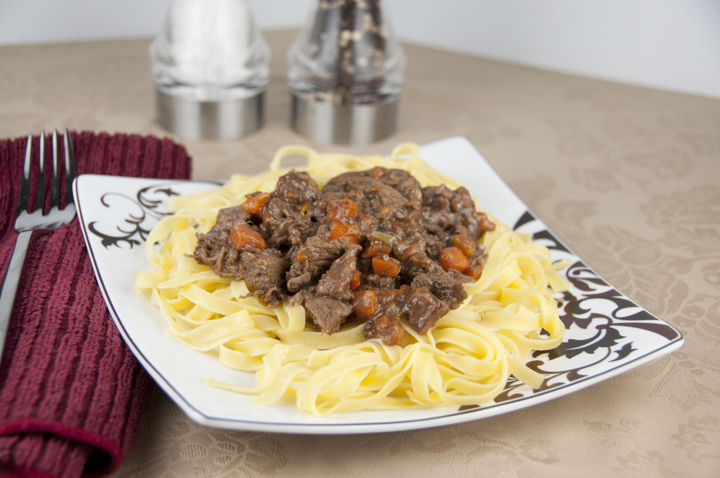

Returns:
150,0,270,140
288,0,406,145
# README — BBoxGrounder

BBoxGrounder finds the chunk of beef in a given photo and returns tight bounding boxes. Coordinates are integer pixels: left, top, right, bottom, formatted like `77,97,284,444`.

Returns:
401,286,449,334
359,273,397,291
477,212,496,233
325,174,410,221
411,272,467,309
287,285,315,307
261,198,315,247
238,248,288,307
391,235,425,262
423,233,446,259
450,187,474,212
402,252,445,280
367,167,423,210
193,231,240,276
304,294,354,334
275,170,321,206
447,268,476,284
286,237,357,292
194,228,288,307
316,246,360,301
452,209,483,240
421,184,494,242
422,184,454,210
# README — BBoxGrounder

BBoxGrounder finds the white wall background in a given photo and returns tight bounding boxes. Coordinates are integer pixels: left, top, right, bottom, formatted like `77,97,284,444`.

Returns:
1,0,719,99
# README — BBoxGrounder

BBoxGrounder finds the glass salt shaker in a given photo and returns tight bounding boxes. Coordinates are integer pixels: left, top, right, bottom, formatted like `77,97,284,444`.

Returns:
288,0,406,145
150,0,270,140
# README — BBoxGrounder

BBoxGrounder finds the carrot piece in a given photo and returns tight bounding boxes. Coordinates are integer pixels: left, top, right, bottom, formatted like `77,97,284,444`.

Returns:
464,264,484,280
241,192,271,216
329,221,361,243
229,224,266,250
396,244,421,262
349,270,362,290
358,214,374,230
453,234,476,257
353,290,378,319
365,315,405,346
372,255,401,277
327,199,359,221
362,240,392,258
439,247,469,272
388,320,405,346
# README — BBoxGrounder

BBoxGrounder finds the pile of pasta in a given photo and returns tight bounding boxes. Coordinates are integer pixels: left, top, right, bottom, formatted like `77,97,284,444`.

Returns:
135,144,569,415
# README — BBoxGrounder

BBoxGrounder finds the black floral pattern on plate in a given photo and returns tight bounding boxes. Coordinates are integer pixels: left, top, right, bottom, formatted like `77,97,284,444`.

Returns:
88,184,181,249
461,211,681,410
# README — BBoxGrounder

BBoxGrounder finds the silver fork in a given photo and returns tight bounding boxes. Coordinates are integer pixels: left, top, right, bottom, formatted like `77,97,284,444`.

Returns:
0,130,77,361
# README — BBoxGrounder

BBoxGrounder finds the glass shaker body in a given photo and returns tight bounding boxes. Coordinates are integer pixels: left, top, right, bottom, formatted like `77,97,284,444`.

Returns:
150,0,270,139
288,0,406,144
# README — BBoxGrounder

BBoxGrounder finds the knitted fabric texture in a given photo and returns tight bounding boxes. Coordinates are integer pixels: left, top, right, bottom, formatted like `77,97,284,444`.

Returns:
0,132,192,478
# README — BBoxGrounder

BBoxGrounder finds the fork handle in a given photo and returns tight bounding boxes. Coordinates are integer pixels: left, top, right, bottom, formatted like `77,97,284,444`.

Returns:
0,230,33,362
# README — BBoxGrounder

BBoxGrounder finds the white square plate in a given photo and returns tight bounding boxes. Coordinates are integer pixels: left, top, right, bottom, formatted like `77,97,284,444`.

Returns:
74,136,683,434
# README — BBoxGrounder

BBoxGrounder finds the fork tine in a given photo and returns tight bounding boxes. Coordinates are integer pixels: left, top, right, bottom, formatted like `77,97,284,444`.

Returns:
63,129,76,207
16,134,33,216
49,130,61,210
34,131,46,213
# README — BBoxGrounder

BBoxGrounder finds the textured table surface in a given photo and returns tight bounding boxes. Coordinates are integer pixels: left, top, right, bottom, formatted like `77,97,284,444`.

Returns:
1,30,719,477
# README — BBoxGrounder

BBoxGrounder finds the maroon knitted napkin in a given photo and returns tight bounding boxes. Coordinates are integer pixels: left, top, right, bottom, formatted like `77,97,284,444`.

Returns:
0,132,191,478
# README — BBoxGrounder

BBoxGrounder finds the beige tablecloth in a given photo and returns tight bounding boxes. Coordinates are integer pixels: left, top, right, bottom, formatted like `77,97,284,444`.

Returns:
1,30,718,477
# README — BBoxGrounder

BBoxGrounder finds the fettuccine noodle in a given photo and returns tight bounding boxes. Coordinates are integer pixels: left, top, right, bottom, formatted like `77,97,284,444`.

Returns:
135,144,569,415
